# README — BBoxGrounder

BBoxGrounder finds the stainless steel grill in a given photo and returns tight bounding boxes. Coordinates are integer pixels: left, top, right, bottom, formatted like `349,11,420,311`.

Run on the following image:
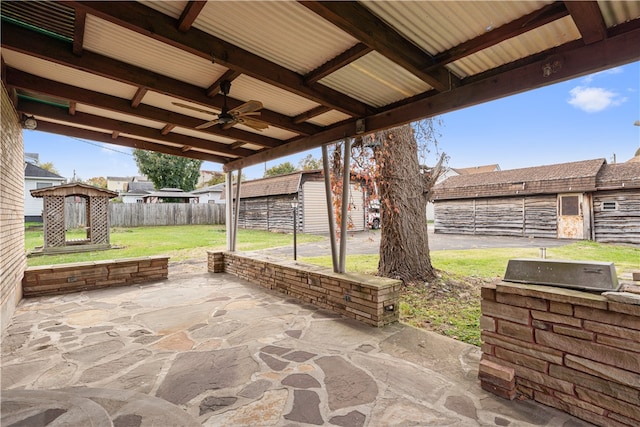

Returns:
503,259,620,292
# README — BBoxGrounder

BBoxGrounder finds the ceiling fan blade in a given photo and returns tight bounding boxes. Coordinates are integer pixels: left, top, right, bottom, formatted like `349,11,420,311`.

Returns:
236,111,261,117
237,116,269,130
195,118,222,129
229,100,263,115
172,101,219,116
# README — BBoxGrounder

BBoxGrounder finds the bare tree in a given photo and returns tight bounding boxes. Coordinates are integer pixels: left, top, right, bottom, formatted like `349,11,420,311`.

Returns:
332,119,446,283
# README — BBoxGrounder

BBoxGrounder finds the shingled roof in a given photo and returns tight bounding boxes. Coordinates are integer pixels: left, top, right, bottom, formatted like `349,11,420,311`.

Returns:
596,162,640,189
225,171,308,200
432,158,606,200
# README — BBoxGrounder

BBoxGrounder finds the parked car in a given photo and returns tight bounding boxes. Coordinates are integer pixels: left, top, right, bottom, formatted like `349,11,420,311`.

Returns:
367,204,380,229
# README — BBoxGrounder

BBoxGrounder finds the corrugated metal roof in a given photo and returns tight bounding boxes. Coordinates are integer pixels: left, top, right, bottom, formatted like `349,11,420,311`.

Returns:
230,75,321,116
307,110,352,127
187,1,358,74
451,17,580,78
2,50,138,99
363,1,551,55
84,14,227,88
1,1,75,41
599,1,640,27
319,52,433,107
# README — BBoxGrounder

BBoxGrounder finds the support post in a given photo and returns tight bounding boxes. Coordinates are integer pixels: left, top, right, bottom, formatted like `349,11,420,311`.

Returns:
339,138,352,273
225,171,233,251
322,144,339,272
232,168,242,252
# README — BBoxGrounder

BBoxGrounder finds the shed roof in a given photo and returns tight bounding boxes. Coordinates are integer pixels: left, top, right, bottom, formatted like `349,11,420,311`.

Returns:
227,171,308,200
3,2,638,171
432,158,606,200
30,182,118,198
596,162,640,190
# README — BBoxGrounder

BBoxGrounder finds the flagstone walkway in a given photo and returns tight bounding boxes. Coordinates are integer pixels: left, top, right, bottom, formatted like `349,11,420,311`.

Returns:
1,266,595,426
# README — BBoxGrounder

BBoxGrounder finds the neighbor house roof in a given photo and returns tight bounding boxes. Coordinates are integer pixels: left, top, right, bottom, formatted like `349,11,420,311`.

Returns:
432,158,606,200
124,181,156,195
143,188,198,199
24,162,65,180
192,183,225,195
450,164,501,175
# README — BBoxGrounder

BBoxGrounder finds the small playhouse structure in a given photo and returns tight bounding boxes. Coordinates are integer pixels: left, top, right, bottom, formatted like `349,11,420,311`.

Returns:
30,182,118,254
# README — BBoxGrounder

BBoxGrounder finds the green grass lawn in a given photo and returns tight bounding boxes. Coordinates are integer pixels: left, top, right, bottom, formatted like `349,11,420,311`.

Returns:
25,224,324,266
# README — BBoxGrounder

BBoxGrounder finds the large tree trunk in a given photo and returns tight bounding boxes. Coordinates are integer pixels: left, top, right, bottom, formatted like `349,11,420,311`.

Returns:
375,125,435,283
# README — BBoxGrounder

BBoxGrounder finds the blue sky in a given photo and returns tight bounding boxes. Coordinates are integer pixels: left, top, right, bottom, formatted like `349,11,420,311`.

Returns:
24,61,639,181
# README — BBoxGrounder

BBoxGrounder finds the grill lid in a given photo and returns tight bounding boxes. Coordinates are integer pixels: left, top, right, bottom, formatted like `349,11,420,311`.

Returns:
503,259,620,292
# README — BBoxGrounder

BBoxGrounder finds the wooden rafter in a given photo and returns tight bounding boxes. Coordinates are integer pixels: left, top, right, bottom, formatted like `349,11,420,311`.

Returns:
62,1,372,117
299,1,456,92
72,9,86,56
17,99,253,159
564,1,607,45
224,23,640,171
293,106,332,124
131,87,147,108
1,21,320,136
178,1,207,32
206,70,242,98
34,120,229,163
304,43,372,85
6,67,282,149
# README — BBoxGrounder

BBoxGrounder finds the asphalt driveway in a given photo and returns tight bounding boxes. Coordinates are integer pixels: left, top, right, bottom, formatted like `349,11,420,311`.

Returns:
262,226,571,258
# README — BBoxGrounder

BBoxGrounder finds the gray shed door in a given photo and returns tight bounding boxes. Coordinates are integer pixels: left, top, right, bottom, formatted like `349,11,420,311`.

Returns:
302,181,365,234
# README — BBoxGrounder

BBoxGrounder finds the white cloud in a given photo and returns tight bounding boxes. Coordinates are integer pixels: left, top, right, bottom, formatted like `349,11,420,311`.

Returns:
567,86,626,113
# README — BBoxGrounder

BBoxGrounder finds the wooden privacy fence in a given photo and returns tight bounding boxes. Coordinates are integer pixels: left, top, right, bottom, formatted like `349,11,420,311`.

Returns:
64,201,225,228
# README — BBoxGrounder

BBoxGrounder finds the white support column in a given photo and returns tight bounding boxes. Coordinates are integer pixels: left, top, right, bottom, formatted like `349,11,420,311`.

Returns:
225,171,233,251
339,138,352,273
322,144,339,272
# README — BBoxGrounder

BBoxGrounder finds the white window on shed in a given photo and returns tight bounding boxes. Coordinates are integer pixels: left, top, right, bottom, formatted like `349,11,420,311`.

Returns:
601,201,618,211
36,182,53,189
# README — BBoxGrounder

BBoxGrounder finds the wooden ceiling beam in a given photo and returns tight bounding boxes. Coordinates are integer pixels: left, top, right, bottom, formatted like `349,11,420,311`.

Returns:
72,9,86,55
33,120,229,164
0,21,320,137
6,67,282,149
17,99,252,159
292,106,332,124
178,1,207,32
206,70,242,98
131,87,147,108
224,24,640,171
304,43,372,85
564,1,607,45
64,1,372,117
299,1,456,92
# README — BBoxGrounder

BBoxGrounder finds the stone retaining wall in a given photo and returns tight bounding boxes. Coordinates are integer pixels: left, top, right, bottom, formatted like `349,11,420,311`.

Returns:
208,251,401,327
23,256,169,297
480,282,640,427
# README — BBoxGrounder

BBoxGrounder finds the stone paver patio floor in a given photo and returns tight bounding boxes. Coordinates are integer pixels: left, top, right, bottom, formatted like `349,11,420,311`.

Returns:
1,267,595,426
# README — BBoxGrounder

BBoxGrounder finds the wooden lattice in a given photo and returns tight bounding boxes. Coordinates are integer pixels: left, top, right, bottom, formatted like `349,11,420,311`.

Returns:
89,196,110,244
43,196,65,247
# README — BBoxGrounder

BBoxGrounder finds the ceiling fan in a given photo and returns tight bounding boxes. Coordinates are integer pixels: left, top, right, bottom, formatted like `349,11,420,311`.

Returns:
172,80,268,131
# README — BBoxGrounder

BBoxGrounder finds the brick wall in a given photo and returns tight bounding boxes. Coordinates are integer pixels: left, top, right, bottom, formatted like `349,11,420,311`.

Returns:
208,251,401,327
480,282,640,427
0,83,26,332
23,256,169,297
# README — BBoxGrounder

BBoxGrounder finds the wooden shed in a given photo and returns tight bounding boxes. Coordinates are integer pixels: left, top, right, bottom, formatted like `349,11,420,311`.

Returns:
431,158,640,245
226,170,366,234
